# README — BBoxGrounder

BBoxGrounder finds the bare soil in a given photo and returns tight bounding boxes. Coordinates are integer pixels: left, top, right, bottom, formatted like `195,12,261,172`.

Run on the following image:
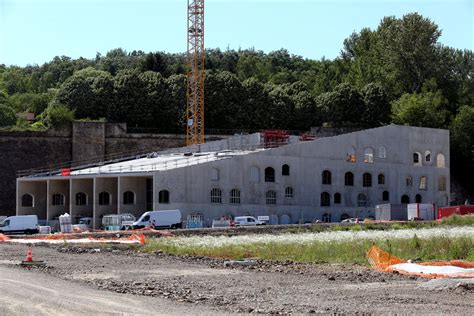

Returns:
0,242,473,314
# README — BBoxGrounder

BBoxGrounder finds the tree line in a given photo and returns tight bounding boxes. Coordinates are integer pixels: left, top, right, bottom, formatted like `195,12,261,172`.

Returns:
0,13,473,193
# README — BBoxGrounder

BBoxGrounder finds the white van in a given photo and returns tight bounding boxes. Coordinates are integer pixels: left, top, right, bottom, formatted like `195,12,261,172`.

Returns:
0,215,39,234
234,216,266,226
132,210,182,229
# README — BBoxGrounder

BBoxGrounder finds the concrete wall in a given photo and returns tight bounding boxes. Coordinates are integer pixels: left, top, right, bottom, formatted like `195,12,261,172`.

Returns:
2,122,226,216
16,180,47,219
119,176,149,218
48,180,70,220
70,178,94,222
16,125,452,226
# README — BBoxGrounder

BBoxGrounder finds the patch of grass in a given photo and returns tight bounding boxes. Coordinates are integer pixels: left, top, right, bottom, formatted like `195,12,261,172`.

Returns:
144,234,474,265
441,214,474,226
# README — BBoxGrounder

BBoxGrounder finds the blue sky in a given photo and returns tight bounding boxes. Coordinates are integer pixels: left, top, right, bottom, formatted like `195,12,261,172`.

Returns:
0,0,472,66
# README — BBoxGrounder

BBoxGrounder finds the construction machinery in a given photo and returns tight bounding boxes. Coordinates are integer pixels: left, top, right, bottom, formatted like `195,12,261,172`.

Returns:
186,0,205,145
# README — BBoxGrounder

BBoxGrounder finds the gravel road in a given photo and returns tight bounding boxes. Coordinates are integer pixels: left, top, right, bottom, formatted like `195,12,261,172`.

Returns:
0,243,473,314
0,265,222,315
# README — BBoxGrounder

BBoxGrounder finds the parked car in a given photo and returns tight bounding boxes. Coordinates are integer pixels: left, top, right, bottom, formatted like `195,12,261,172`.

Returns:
0,215,39,234
234,216,266,226
132,210,182,229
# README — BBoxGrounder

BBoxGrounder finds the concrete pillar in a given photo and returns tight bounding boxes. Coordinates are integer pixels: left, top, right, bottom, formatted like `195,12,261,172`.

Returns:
15,180,19,215
117,176,121,214
69,180,73,221
93,177,97,229
46,179,50,221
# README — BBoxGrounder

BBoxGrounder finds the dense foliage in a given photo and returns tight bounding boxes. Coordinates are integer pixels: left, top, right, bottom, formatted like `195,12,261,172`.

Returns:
0,13,472,192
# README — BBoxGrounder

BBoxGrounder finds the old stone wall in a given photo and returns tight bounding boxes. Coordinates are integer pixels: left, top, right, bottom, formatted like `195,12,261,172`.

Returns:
1,122,226,216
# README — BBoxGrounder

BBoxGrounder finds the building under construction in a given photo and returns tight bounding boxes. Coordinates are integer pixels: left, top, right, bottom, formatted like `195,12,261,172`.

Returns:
16,125,450,228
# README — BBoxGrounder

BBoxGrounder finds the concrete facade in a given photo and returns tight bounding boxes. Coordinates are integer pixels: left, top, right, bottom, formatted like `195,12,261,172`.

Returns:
16,125,450,227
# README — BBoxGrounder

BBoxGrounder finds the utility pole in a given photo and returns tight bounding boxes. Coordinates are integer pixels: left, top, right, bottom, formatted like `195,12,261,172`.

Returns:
186,0,205,145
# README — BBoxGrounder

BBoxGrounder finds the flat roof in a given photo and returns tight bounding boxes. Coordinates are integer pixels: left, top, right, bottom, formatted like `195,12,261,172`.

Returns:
70,149,263,176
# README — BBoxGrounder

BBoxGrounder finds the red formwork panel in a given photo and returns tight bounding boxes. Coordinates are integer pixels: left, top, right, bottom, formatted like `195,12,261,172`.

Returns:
438,205,474,219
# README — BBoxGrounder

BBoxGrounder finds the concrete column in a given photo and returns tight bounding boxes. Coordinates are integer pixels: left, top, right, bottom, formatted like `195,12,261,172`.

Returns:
153,173,156,211
46,180,50,221
69,179,73,220
15,180,19,215
93,177,97,229
117,176,121,214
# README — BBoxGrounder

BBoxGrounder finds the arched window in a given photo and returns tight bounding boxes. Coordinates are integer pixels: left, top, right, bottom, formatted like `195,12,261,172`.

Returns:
345,172,354,186
21,194,33,207
413,152,421,165
322,170,332,185
230,189,241,204
123,191,135,205
282,164,290,176
401,195,410,204
211,168,219,181
363,173,372,187
379,146,387,159
76,192,87,206
322,212,331,223
266,190,276,205
210,188,222,204
437,153,446,168
406,176,413,187
357,193,367,207
334,193,341,204
438,176,446,192
346,146,356,162
265,167,275,182
382,191,389,201
419,176,427,190
52,193,65,206
415,194,422,203
99,192,110,205
378,174,385,185
364,148,374,163
285,187,293,198
425,151,431,163
321,192,330,206
159,190,170,204
250,166,260,182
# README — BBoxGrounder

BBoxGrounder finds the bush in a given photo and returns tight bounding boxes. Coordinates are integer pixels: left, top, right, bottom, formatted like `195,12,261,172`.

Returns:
39,102,75,127
0,104,17,127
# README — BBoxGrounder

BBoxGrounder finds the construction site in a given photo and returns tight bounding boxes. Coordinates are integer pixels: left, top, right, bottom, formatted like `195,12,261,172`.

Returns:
1,1,473,315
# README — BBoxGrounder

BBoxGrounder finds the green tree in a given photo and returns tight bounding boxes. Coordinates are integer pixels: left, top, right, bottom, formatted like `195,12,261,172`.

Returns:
319,83,365,127
39,102,75,127
391,88,451,128
361,83,391,127
451,105,474,161
0,104,16,127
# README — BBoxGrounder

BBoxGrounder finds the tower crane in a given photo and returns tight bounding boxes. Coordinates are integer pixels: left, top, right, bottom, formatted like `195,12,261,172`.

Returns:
186,0,205,145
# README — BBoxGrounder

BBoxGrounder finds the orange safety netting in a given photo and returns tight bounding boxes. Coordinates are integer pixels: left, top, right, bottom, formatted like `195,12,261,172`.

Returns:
367,245,474,278
0,233,145,245
367,245,405,271
0,233,11,242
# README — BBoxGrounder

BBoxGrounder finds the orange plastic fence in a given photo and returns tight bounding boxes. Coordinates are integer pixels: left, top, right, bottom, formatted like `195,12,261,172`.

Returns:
0,233,11,242
367,245,405,271
367,245,474,278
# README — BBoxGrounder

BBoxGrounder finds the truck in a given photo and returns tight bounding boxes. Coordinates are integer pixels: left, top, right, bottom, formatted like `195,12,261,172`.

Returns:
0,215,39,235
102,213,136,231
132,210,182,229
234,216,266,226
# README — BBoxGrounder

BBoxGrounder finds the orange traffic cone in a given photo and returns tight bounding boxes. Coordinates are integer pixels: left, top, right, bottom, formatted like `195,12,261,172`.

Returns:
24,247,33,262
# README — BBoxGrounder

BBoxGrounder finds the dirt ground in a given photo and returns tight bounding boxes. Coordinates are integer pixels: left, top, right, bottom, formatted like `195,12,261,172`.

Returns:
0,242,473,314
